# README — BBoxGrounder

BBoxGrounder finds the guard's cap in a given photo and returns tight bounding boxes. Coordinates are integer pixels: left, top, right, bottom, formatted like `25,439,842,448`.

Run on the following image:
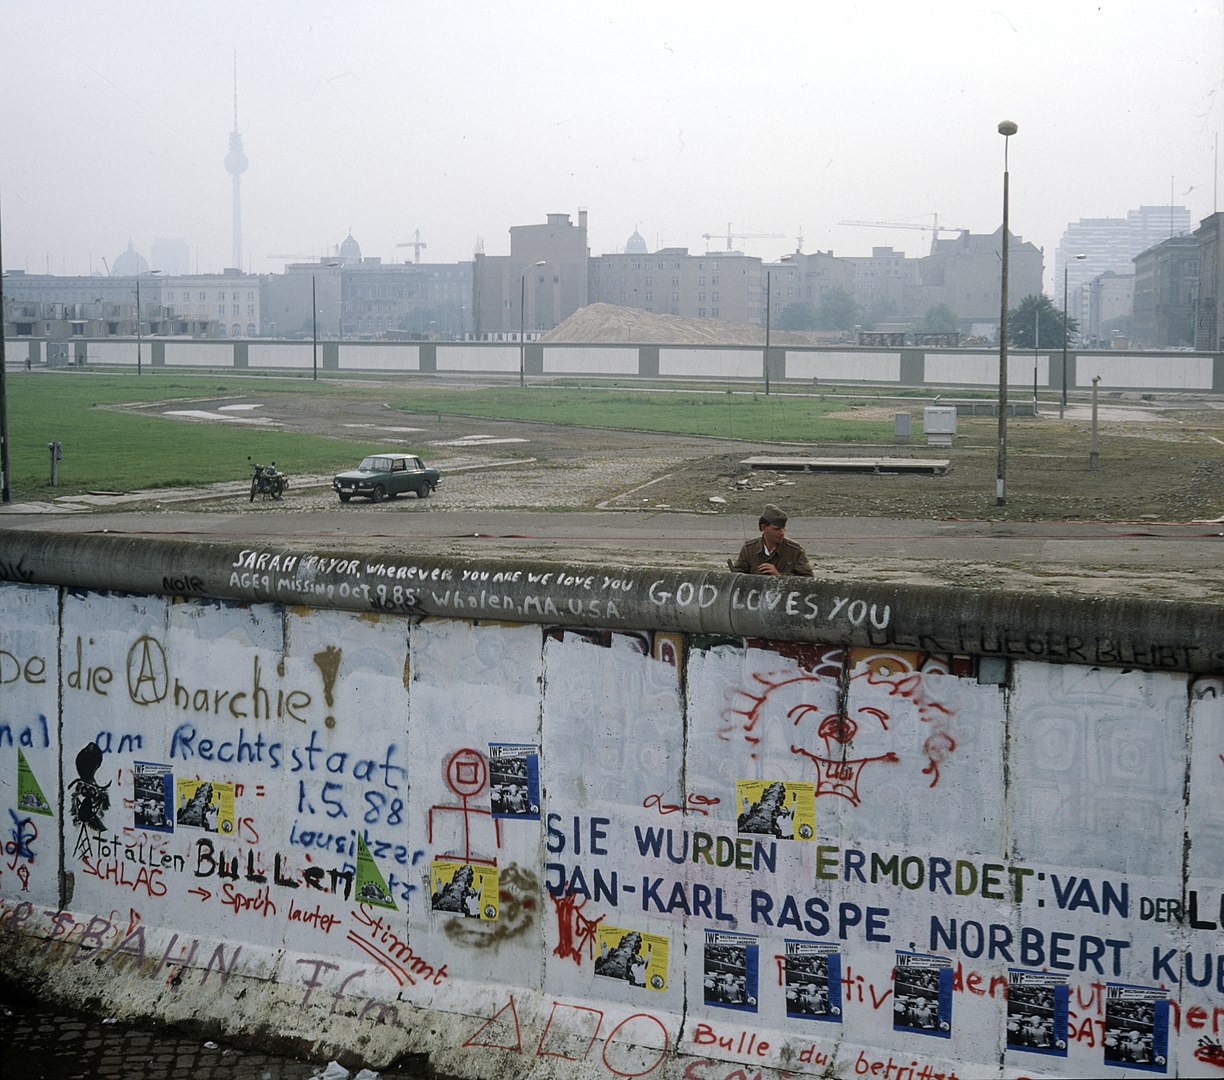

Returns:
760,503,788,526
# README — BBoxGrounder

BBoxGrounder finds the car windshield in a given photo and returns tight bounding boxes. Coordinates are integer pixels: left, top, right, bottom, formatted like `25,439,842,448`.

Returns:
358,457,391,472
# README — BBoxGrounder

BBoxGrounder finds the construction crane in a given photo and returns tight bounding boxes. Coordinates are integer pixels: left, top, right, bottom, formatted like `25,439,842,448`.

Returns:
838,214,966,251
701,223,786,252
396,229,428,263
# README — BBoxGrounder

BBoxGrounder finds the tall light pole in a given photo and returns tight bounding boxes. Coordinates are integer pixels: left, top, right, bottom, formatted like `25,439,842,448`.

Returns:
765,269,772,396
519,260,545,388
0,216,9,504
1060,253,1087,418
312,261,342,382
996,120,1017,507
764,255,792,396
135,270,161,376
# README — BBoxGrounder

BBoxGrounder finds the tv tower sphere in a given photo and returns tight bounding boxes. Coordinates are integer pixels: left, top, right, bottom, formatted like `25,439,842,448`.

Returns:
225,130,248,176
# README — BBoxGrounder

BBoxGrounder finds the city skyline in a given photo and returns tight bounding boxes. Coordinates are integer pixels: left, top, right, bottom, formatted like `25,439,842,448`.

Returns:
1,2,1220,294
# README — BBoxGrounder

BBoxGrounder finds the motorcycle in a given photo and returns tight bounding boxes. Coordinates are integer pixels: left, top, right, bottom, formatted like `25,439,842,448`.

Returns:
249,459,288,502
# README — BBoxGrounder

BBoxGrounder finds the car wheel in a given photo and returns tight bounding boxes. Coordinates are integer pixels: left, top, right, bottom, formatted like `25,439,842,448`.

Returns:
338,492,351,503
372,485,387,503
418,483,431,498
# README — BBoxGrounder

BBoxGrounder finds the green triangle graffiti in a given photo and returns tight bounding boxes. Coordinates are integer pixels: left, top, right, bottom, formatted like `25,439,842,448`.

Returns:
17,749,54,817
354,833,397,910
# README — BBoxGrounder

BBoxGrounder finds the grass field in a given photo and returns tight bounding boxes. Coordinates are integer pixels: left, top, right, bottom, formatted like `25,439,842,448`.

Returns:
2,373,372,499
1,371,936,500
389,384,899,443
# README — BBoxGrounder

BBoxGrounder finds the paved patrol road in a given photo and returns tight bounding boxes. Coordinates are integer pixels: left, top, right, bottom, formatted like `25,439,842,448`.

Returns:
3,507,1222,599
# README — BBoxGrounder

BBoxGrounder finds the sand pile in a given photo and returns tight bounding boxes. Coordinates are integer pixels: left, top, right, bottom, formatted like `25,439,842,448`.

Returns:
541,303,834,346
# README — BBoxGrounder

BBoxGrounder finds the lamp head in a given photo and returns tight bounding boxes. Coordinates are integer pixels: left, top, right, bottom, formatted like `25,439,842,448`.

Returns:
997,120,1018,137
1073,253,1087,261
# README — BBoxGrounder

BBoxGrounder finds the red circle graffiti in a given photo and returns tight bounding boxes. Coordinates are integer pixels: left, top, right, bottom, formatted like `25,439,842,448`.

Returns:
445,748,488,798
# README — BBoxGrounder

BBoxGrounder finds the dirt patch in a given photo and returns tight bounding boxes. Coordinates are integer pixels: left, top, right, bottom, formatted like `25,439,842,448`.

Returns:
110,388,1224,524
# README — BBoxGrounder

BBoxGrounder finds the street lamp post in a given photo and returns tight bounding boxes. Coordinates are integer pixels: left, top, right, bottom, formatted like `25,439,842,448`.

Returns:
312,261,343,380
135,270,161,376
764,255,792,396
1060,253,1087,418
765,269,772,396
519,260,545,388
996,120,1017,507
0,226,9,504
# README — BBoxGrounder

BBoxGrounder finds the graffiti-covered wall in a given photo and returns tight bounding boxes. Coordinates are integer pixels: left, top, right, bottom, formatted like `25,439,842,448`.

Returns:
1,531,1223,1079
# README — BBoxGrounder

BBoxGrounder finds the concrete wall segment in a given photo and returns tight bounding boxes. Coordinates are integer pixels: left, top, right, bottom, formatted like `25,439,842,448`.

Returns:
3,528,1223,674
6,533,1224,1076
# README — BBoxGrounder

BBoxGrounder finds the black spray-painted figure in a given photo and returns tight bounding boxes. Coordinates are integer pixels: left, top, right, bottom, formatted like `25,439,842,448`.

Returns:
68,742,110,833
69,741,111,860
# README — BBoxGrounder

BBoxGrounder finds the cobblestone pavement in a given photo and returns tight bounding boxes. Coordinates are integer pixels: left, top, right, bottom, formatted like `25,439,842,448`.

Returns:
0,991,434,1080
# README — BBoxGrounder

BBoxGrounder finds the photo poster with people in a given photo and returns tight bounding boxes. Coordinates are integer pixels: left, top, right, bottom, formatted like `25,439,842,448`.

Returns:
488,742,540,820
892,950,953,1039
784,939,842,1023
429,859,499,921
1006,968,1069,1057
133,761,173,833
173,777,235,834
593,925,669,992
734,779,816,841
16,748,53,817
702,929,759,1013
1103,982,1170,1073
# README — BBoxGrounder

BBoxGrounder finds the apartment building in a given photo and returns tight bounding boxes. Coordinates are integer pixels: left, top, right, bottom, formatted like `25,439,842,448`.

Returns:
1132,234,1199,348
472,211,589,338
1056,205,1192,328
589,244,762,325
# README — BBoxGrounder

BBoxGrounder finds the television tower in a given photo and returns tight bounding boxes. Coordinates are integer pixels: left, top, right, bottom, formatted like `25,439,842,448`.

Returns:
223,55,248,270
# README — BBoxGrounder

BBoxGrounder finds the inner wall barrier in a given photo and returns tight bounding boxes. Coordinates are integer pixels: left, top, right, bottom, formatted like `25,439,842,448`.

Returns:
2,528,1223,1079
10,336,1224,395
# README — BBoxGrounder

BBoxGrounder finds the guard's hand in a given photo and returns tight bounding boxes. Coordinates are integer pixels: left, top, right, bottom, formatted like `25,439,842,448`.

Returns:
758,562,779,576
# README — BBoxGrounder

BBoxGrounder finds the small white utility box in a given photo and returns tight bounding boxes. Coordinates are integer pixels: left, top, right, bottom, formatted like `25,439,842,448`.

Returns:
923,406,958,447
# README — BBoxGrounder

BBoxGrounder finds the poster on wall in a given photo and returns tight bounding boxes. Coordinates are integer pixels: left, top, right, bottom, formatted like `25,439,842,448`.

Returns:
488,743,540,820
893,951,953,1038
430,859,499,920
173,778,235,834
1006,969,1068,1057
784,940,842,1022
16,749,53,816
133,761,173,833
734,780,815,840
594,925,669,991
354,834,397,910
703,929,758,1012
1103,983,1169,1073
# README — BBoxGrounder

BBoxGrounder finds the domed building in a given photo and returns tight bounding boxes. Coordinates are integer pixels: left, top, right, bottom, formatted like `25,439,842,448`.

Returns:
338,232,362,265
111,240,149,277
624,228,648,255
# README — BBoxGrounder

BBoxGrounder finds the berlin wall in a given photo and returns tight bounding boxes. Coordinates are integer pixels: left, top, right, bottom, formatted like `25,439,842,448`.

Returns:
1,528,1223,1078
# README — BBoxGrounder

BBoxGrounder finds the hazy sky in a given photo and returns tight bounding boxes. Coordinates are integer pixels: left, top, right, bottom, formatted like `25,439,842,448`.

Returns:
2,1,1221,292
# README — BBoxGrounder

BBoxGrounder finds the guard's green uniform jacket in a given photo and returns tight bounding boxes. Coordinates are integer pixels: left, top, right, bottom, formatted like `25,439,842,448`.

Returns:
731,537,814,577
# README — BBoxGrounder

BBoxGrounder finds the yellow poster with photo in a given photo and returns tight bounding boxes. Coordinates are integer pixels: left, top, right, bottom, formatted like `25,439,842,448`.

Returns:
735,780,816,841
594,925,669,992
173,778,236,835
430,859,499,920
